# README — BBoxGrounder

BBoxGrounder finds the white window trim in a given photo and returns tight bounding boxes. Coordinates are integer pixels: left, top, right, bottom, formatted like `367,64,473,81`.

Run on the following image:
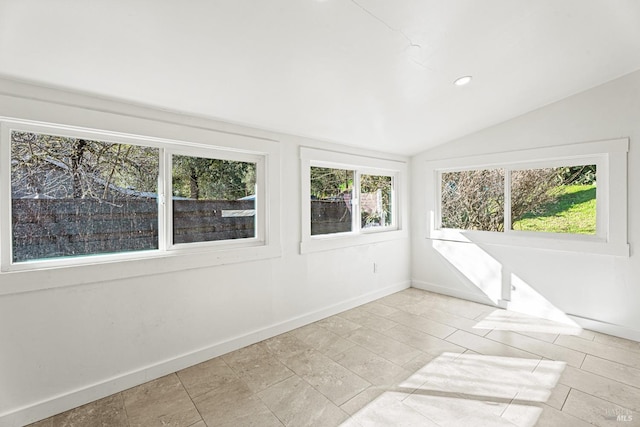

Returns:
0,118,281,294
300,147,408,254
426,138,629,256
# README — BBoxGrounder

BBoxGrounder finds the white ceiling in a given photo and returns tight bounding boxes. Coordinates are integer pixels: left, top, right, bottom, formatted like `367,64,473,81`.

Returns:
1,1,640,155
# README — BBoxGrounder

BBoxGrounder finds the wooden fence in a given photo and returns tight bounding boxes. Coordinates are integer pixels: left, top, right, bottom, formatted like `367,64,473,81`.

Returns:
12,199,355,261
11,199,254,262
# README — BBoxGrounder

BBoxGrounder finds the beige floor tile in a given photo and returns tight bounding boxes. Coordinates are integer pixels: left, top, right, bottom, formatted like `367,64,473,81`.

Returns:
404,390,512,427
345,328,424,366
257,376,348,426
289,323,357,357
122,374,202,427
555,335,640,369
339,386,402,416
557,365,640,412
592,332,640,353
42,394,128,427
514,330,559,344
346,391,440,427
445,330,541,360
177,356,238,399
410,292,495,320
562,388,639,426
474,310,582,337
404,304,493,337
502,402,592,427
263,332,312,360
387,310,457,339
314,315,362,337
410,353,557,405
582,354,640,388
331,345,412,388
272,347,371,406
486,330,585,367
192,377,282,427
337,308,399,332
188,422,207,427
377,291,427,309
358,301,400,317
543,382,571,411
222,342,294,393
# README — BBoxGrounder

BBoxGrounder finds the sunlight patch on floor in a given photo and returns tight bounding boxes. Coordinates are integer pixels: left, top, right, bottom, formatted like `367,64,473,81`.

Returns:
345,352,565,426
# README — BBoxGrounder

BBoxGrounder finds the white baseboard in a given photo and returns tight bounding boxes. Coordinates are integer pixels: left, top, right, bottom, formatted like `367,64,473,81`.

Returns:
411,279,496,307
411,279,640,343
567,313,640,343
2,280,410,427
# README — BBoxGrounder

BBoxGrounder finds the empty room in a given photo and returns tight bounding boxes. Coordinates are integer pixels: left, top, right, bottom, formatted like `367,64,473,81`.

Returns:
1,1,639,426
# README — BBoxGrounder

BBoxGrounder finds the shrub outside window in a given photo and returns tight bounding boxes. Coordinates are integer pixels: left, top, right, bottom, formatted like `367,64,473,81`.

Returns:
439,164,597,236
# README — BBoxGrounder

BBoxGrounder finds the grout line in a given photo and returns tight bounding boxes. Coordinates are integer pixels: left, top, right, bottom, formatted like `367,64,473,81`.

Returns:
559,387,571,411
118,392,133,427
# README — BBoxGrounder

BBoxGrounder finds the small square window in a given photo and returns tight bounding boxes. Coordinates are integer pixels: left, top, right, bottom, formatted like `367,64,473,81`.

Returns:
171,154,257,244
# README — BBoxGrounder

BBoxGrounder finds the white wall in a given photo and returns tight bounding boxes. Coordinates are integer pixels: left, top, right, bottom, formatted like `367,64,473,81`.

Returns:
0,79,411,426
411,70,640,339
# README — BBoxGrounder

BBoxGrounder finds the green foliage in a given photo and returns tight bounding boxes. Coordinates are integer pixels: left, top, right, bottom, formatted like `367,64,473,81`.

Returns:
512,184,596,234
310,167,353,198
172,155,255,200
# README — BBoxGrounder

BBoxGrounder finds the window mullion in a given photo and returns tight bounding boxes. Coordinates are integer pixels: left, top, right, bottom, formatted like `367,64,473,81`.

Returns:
504,168,512,233
353,170,361,233
158,148,168,251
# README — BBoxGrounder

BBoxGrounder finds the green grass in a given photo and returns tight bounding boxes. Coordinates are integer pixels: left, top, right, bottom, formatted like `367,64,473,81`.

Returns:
512,184,596,234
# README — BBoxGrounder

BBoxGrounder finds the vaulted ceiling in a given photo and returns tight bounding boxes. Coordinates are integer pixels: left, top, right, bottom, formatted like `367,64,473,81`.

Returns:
1,1,639,155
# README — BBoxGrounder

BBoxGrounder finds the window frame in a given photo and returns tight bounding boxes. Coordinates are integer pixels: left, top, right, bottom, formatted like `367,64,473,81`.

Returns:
426,138,629,256
300,147,407,254
1,118,279,275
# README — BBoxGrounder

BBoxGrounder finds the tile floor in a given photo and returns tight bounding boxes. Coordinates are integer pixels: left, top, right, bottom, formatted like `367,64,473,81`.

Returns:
29,288,640,426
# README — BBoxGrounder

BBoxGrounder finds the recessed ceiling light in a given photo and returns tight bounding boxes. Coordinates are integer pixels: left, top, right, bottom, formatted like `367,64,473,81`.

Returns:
454,76,472,86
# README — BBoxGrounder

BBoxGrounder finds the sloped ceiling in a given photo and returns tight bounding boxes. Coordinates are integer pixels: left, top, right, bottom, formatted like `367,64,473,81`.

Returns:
1,0,639,155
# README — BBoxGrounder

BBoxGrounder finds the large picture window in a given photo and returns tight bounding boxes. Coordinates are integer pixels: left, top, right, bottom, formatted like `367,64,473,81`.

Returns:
426,138,628,256
1,120,271,271
439,165,597,235
10,131,159,262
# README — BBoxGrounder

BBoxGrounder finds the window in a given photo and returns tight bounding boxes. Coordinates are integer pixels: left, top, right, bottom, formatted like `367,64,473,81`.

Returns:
10,131,160,262
310,167,354,236
510,165,596,235
427,138,628,256
1,120,275,272
441,169,504,232
439,165,598,235
360,174,393,229
301,147,407,253
171,154,257,244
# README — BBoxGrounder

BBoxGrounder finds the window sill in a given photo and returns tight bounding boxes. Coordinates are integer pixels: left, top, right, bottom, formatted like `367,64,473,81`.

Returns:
300,228,407,254
0,242,282,296
428,229,629,257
